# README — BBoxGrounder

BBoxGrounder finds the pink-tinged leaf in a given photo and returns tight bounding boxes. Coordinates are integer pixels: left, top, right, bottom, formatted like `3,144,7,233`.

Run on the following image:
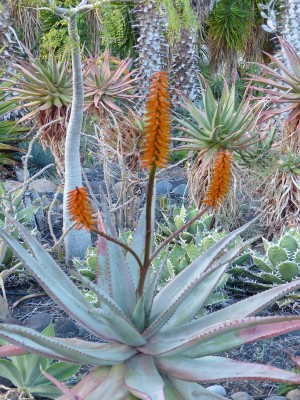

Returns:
157,355,300,384
141,315,300,357
125,354,165,400
0,344,28,357
167,377,227,400
63,365,128,400
42,369,83,400
57,367,111,400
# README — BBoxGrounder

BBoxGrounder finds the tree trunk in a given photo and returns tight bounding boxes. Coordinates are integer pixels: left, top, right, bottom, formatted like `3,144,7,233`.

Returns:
171,28,201,104
63,15,91,263
280,0,300,54
134,0,169,108
0,0,22,67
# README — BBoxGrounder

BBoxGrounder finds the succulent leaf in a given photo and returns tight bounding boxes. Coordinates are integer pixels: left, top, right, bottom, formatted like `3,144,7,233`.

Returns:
280,235,299,252
268,246,288,266
278,261,299,281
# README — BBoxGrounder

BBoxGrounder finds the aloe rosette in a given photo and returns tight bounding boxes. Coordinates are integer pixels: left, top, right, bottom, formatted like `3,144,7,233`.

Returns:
1,206,300,399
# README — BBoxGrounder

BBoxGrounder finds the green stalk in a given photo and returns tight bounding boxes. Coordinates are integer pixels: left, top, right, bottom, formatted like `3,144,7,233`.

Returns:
137,165,156,296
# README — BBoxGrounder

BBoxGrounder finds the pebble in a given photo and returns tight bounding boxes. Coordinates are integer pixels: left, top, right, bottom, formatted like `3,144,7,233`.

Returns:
171,183,188,197
24,312,53,332
286,389,300,400
231,392,254,400
207,385,227,397
156,180,173,195
265,396,287,400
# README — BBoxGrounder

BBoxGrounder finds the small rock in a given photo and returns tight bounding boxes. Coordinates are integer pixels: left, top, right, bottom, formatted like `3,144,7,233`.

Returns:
171,183,188,197
231,392,253,400
287,389,300,400
29,178,56,193
156,180,173,195
25,312,53,332
265,396,287,400
207,385,227,397
54,318,79,338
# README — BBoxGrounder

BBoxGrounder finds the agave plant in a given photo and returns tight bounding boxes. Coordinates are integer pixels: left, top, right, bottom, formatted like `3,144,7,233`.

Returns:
2,51,72,172
175,80,263,207
83,52,138,124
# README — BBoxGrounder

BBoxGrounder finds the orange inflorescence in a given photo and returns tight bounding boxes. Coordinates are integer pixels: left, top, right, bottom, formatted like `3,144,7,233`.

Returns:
141,71,171,170
204,149,232,209
67,187,96,230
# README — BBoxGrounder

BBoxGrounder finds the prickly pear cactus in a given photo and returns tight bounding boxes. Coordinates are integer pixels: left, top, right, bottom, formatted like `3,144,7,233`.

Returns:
229,228,300,303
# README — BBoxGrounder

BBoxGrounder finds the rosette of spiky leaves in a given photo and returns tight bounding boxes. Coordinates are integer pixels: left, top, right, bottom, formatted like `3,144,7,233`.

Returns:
83,52,138,124
229,228,300,305
2,52,72,169
174,80,262,207
250,37,300,149
3,201,300,398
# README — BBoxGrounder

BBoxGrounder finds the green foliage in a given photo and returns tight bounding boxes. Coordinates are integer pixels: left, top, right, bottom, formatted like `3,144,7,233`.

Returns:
153,206,248,304
207,0,255,50
229,228,300,303
101,2,136,58
156,0,198,42
0,181,38,268
277,368,300,395
0,324,80,399
278,151,300,174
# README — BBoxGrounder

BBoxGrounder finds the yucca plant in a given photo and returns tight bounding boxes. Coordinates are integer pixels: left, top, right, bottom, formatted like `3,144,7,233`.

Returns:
2,51,72,172
1,72,300,399
83,52,138,124
175,80,263,207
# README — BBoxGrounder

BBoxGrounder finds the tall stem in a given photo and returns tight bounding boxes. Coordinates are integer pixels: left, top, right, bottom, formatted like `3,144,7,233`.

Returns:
63,14,91,263
137,166,156,296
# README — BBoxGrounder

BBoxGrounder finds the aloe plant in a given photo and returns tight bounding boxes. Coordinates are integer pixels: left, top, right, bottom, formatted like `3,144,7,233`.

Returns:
1,199,300,399
0,324,80,399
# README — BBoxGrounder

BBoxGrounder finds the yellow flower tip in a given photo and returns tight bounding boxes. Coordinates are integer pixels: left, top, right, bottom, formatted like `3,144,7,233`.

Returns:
141,71,171,171
204,149,232,210
67,187,96,231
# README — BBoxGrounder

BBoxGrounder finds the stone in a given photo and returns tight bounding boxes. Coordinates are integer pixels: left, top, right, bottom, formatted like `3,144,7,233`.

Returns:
54,318,79,338
206,385,227,397
24,312,53,332
29,178,56,193
231,392,254,400
265,396,287,400
171,183,188,197
156,180,173,195
287,389,300,400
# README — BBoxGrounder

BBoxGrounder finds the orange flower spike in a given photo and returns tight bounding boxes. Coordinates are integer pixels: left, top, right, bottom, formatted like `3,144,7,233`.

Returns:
204,149,232,210
67,187,96,231
141,71,171,170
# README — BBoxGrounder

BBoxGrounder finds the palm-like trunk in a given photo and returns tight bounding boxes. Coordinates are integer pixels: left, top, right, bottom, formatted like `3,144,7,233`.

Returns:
171,28,201,104
0,0,21,67
134,0,169,106
280,0,300,54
